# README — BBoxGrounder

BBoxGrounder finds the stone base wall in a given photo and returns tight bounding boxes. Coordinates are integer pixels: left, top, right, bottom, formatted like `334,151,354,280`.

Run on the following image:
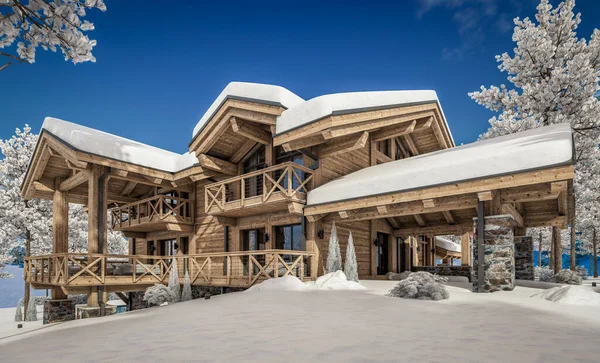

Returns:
472,215,515,293
43,299,75,324
130,291,148,311
191,286,245,299
413,266,471,281
514,236,534,280
78,305,117,319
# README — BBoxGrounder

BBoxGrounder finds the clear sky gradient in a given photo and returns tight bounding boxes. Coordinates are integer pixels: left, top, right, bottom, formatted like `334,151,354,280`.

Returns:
2,0,600,152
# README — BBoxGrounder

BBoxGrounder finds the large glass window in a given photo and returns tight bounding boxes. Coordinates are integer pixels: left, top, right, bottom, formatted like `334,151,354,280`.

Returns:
275,148,305,190
275,224,303,251
243,145,266,197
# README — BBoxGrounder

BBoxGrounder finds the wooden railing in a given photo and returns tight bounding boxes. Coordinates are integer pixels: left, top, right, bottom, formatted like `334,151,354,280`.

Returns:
109,194,192,229
205,162,314,214
24,250,314,288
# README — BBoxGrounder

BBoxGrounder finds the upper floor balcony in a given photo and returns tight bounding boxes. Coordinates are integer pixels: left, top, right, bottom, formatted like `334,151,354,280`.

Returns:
109,194,193,232
205,162,314,217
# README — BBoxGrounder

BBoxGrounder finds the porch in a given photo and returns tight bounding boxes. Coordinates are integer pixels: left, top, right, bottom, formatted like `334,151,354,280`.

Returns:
24,249,314,293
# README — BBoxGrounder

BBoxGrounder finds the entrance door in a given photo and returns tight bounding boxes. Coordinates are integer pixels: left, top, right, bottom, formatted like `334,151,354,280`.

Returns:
376,232,389,275
241,228,265,275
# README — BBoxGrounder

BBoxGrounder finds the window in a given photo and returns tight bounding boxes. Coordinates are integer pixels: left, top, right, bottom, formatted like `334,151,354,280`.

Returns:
275,148,306,190
275,224,303,251
243,145,266,197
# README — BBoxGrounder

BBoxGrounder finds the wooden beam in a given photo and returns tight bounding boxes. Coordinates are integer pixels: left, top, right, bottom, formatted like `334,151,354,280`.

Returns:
65,159,88,170
552,181,568,216
113,169,128,178
110,173,168,188
477,191,495,201
339,211,349,219
230,139,257,163
306,214,326,222
394,223,473,237
501,203,524,227
316,132,369,158
524,215,566,228
198,154,237,175
442,210,456,225
403,134,419,155
321,111,435,140
376,205,388,214
500,183,560,203
166,224,193,232
335,194,478,222
33,181,54,193
59,170,90,191
230,117,272,144
215,216,237,226
423,199,435,208
144,176,163,184
282,134,326,152
414,214,427,227
122,231,146,238
190,171,218,182
386,217,401,228
120,181,137,196
372,120,417,142
288,202,304,215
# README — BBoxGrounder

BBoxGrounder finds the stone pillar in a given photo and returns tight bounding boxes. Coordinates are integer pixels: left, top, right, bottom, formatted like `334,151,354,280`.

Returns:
472,215,515,292
43,299,75,324
514,236,534,280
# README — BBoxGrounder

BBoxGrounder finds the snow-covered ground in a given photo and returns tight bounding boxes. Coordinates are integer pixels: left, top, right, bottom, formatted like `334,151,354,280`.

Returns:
0,304,45,339
1,280,599,362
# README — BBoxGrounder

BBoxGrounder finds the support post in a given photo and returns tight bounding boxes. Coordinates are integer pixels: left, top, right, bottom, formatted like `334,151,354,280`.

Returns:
86,165,108,308
52,178,69,300
538,232,542,267
461,232,471,266
593,228,598,278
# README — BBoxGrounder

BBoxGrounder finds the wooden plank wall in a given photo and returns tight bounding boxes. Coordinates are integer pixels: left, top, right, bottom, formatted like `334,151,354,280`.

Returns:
192,181,226,254
321,219,371,278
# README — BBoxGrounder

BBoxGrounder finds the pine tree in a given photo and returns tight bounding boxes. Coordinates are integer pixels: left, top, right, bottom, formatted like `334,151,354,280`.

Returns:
168,258,180,302
181,270,192,302
25,292,37,321
344,231,359,282
326,221,342,273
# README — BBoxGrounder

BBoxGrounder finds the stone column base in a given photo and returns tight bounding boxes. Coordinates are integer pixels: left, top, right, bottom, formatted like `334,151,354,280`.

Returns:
472,215,515,292
130,291,148,311
43,299,75,324
515,236,534,280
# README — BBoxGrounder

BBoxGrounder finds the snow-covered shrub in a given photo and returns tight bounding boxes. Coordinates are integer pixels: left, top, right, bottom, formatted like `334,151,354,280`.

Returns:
168,258,180,302
576,265,588,280
536,266,554,282
433,274,449,284
181,271,192,302
386,271,449,301
25,295,37,321
387,271,410,281
14,298,23,322
143,284,175,307
553,269,582,285
343,231,358,282
326,221,342,273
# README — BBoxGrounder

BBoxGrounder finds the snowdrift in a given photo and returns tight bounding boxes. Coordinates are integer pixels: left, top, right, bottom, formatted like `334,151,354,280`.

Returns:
245,275,307,292
311,271,366,291
532,285,600,306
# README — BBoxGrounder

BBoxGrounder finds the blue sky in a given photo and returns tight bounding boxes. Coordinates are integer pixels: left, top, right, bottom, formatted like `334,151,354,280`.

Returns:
2,0,600,152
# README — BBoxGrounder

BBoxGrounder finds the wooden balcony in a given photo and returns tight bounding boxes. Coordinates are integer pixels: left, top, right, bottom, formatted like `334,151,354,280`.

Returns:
205,162,314,217
24,250,314,292
109,194,193,232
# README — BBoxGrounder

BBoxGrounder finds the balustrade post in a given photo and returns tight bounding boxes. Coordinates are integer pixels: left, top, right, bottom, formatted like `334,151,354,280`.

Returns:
273,253,279,278
299,256,305,280
241,178,245,204
287,166,293,195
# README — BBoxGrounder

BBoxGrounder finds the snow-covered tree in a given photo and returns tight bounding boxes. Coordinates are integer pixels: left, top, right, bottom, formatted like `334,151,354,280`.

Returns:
0,0,107,71
25,291,36,321
343,231,358,282
181,270,192,302
387,271,449,301
469,0,600,270
326,221,342,273
168,258,180,302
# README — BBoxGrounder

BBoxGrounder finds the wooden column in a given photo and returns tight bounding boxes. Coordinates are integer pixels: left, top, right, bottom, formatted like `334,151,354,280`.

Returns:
52,178,68,300
306,220,320,278
551,226,561,272
461,232,471,266
87,165,107,307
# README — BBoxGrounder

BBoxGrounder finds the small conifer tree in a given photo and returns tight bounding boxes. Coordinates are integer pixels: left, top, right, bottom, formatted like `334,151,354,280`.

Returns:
181,270,192,302
326,221,342,273
344,232,359,282
168,258,180,302
14,298,23,322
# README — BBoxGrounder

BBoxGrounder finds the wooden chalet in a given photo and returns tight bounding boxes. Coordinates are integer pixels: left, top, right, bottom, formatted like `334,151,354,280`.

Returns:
21,82,575,310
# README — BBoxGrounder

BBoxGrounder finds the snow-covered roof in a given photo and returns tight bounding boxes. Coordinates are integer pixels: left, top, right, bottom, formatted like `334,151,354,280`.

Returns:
306,123,573,206
436,237,461,253
42,117,198,173
276,90,447,136
192,82,305,138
